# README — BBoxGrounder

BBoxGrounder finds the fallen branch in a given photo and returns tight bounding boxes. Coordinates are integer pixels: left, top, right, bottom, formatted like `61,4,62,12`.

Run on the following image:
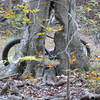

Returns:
0,73,19,80
80,93,100,100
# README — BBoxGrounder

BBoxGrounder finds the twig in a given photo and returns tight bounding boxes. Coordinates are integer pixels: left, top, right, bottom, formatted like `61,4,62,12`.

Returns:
0,73,19,80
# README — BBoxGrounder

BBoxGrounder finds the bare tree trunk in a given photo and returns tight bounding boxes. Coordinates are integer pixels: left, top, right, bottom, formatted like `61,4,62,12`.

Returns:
53,0,69,75
7,0,51,76
54,0,90,75
5,0,90,81
68,0,90,71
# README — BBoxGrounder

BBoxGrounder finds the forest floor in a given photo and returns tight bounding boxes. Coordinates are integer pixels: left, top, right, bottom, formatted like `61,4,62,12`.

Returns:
0,69,99,100
0,73,85,99
0,0,100,99
0,31,100,100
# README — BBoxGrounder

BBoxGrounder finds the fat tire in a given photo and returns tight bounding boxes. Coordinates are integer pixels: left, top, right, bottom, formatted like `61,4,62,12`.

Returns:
49,39,90,57
2,38,90,66
2,38,21,66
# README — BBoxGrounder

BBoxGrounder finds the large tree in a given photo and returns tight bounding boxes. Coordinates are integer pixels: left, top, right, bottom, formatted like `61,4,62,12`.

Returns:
5,0,90,83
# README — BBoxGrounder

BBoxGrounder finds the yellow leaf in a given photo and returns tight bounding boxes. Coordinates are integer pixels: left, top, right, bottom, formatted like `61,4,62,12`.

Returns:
68,53,77,64
71,52,77,57
18,5,25,8
40,24,54,32
46,26,54,32
23,1,30,4
29,77,39,82
23,17,31,24
6,11,15,15
91,71,98,76
57,25,63,31
47,64,54,68
22,74,39,82
37,32,46,35
68,60,75,64
19,56,42,62
90,77,100,80
22,9,30,13
85,7,92,11
1,11,15,18
30,9,40,13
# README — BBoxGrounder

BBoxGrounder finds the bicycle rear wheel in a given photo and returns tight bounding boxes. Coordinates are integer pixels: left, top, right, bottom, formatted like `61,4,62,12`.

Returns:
2,38,21,66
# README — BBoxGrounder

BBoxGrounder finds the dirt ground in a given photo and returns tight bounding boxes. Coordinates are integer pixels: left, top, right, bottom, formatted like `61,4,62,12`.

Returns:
0,30,100,100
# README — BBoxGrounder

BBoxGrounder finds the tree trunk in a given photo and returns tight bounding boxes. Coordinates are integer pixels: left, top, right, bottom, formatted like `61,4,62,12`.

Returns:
53,0,69,75
53,0,90,75
6,0,90,81
5,0,57,83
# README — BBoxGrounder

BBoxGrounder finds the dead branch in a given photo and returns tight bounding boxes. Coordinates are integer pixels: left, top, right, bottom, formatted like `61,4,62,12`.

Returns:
0,73,19,80
80,94,100,100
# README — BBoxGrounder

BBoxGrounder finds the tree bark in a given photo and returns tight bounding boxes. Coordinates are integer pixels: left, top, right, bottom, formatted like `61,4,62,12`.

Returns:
68,0,90,71
6,0,90,79
7,0,51,77
53,0,69,75
54,0,90,75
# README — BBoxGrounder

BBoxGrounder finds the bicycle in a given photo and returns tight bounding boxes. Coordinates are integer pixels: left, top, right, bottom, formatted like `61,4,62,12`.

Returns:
2,35,90,66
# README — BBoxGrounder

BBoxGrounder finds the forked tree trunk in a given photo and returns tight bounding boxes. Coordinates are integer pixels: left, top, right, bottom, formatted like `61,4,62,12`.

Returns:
6,0,90,82
6,0,57,83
